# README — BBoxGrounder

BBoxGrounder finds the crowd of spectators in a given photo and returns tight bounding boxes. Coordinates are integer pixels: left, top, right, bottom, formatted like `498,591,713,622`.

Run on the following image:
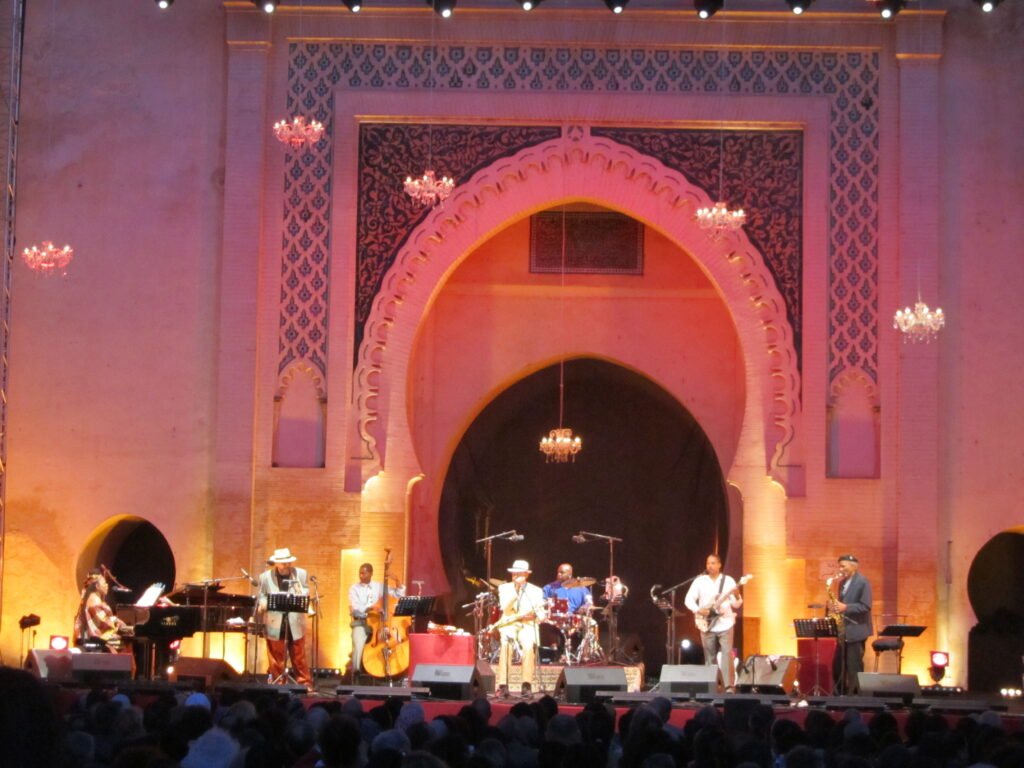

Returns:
2,666,1023,768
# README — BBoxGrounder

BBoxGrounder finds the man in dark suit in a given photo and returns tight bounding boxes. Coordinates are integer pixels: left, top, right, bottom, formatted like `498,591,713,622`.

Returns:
829,553,873,694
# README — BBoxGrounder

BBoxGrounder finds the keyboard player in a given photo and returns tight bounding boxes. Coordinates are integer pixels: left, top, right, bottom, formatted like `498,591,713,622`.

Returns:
75,569,132,652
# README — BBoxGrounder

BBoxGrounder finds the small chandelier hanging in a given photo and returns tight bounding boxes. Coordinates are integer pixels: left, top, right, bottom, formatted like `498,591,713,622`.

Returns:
22,241,74,275
272,115,324,150
538,207,582,464
696,126,747,240
404,169,455,207
695,201,746,237
540,427,582,463
893,297,945,343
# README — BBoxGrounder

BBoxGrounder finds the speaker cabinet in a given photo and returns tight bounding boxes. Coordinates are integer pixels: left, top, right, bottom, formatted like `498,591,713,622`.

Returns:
474,660,495,695
659,664,719,696
174,657,239,689
411,664,482,700
857,672,921,702
736,655,799,694
555,666,627,704
25,650,74,682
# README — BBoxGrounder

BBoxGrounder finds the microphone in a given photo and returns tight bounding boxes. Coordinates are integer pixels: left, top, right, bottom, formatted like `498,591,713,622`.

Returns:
310,575,319,584
112,586,132,593
241,568,258,587
572,534,586,544
508,533,524,542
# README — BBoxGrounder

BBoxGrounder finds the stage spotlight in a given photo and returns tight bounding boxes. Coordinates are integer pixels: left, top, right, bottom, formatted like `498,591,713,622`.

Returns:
786,0,812,14
604,0,628,13
156,0,174,8
929,650,949,684
49,635,69,651
518,0,544,9
253,0,277,13
974,0,1002,11
876,0,905,18
427,0,456,18
695,0,724,19
342,0,362,11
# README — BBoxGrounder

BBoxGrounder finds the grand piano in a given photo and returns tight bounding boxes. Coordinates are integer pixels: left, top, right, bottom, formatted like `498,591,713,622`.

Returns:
116,583,256,679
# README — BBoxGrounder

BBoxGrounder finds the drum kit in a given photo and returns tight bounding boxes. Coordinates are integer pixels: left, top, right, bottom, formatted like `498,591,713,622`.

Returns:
467,575,610,666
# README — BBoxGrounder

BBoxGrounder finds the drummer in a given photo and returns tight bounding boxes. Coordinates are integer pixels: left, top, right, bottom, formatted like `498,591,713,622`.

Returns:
543,563,594,616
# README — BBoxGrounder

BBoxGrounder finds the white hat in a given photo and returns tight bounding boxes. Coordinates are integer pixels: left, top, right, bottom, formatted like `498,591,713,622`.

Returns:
507,559,531,573
268,547,297,564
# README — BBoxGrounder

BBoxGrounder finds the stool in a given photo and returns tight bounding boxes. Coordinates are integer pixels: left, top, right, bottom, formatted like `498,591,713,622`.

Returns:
871,637,904,672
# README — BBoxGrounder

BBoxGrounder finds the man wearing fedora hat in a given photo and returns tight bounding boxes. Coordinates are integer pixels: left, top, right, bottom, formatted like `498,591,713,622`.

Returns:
258,547,314,690
494,559,546,694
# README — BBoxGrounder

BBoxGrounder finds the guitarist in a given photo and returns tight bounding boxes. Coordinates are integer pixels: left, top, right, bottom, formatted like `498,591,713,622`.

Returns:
494,559,546,694
684,554,743,691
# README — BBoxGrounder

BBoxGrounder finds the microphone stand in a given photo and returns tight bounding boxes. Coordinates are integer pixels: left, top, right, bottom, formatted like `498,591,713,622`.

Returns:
574,531,626,663
475,530,523,587
652,575,699,666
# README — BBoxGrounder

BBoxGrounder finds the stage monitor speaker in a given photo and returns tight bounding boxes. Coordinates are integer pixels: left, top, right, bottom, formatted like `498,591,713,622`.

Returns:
411,664,482,700
736,655,799,694
25,649,74,682
858,672,921,703
175,657,239,689
71,653,134,685
555,666,628,704
475,660,495,695
659,664,719,696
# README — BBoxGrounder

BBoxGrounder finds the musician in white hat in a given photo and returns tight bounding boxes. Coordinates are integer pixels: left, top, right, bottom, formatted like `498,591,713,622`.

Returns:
494,559,546,694
257,547,313,690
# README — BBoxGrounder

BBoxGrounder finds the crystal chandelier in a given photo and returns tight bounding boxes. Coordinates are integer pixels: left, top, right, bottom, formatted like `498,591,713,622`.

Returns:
272,115,324,150
540,427,582,463
22,241,74,275
404,170,455,207
696,201,747,236
893,297,945,343
695,129,746,239
539,207,582,464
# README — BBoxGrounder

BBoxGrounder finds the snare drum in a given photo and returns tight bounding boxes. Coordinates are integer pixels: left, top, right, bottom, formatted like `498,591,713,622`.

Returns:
545,597,569,616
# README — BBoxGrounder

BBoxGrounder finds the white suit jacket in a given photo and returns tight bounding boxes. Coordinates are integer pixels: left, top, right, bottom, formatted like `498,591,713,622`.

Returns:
258,567,309,641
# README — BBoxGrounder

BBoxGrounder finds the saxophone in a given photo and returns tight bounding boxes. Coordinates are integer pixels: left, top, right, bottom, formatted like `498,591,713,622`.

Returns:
825,573,846,638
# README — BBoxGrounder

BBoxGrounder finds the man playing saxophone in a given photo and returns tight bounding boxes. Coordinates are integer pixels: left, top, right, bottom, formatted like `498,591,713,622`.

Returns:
827,554,873,694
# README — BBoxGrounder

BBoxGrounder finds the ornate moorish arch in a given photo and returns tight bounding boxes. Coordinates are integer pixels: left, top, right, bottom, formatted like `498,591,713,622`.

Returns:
353,128,803,496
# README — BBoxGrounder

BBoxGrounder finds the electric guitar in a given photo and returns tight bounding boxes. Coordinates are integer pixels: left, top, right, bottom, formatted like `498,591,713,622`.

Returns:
694,574,753,633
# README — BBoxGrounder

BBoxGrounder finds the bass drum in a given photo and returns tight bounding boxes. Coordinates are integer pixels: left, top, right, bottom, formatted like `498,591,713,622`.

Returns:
538,621,566,664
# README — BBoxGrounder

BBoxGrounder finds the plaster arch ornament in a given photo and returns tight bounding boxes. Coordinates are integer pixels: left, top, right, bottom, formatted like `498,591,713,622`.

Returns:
353,128,804,493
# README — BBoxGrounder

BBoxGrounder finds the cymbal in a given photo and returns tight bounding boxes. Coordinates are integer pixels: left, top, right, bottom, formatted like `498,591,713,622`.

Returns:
564,577,596,588
464,575,489,589
489,578,505,588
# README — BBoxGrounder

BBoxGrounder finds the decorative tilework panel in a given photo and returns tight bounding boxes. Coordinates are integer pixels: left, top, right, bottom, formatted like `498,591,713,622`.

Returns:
283,43,879,384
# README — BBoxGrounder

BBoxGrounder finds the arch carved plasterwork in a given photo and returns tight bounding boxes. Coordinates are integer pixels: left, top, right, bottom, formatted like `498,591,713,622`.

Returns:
277,362,327,401
828,368,879,408
354,130,803,491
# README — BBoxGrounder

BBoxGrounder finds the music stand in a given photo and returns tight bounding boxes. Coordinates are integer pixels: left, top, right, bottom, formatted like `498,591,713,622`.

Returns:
793,617,837,696
394,596,436,635
875,624,926,674
266,593,310,685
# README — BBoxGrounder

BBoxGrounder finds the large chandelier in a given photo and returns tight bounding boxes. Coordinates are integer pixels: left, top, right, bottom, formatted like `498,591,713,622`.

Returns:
538,207,582,464
893,298,945,343
22,241,74,275
404,170,454,207
540,427,582,463
695,128,746,239
272,115,324,150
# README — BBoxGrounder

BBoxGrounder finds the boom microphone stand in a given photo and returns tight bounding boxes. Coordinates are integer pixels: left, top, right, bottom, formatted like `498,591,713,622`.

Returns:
572,531,626,662
475,530,525,586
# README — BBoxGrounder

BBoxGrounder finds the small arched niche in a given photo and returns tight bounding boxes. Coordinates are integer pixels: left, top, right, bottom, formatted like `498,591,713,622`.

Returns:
76,516,176,602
